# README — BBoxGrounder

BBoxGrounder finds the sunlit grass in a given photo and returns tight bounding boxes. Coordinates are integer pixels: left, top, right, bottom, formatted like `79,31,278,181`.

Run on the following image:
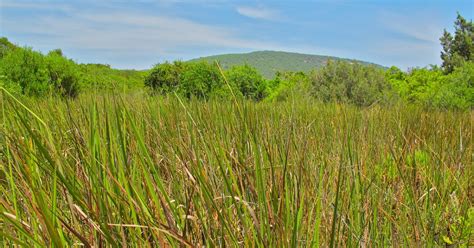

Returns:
0,91,472,247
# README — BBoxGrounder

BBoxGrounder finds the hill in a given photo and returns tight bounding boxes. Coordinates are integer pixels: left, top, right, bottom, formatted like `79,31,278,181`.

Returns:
189,50,381,78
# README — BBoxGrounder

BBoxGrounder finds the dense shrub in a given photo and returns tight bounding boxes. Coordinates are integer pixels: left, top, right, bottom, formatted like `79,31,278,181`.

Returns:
266,71,311,101
0,37,17,58
145,61,237,99
145,61,184,94
310,60,391,106
0,37,145,97
0,47,50,96
179,61,234,99
389,62,473,109
225,64,267,100
0,46,81,97
441,62,473,108
80,64,145,90
45,50,80,97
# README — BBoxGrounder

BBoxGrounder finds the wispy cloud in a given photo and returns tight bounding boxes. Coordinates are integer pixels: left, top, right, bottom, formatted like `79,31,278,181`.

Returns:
1,4,285,68
3,0,462,69
380,11,442,44
372,10,444,68
0,0,72,12
236,6,279,21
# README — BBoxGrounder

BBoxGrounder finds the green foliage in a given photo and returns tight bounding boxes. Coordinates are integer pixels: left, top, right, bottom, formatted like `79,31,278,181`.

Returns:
389,67,442,104
145,61,184,94
0,47,50,96
225,64,267,100
440,13,474,73
436,62,474,109
0,47,81,97
0,40,145,97
178,61,232,99
310,60,391,106
266,71,311,102
388,62,473,109
79,64,145,91
145,61,238,99
45,51,80,97
0,37,17,58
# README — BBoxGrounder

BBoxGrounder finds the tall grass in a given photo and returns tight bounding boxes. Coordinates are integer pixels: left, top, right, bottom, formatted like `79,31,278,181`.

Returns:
0,91,473,247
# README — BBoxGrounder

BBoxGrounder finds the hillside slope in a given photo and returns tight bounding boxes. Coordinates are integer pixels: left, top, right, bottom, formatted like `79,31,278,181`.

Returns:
190,50,381,78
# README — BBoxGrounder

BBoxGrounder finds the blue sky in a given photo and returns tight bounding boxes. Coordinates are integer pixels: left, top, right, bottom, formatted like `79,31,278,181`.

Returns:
1,0,472,70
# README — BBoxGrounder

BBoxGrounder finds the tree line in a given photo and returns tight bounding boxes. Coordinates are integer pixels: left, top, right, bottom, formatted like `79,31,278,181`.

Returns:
0,38,145,97
0,13,472,109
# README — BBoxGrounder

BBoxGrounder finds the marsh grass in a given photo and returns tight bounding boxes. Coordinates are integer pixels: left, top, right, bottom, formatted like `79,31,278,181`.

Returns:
0,90,472,247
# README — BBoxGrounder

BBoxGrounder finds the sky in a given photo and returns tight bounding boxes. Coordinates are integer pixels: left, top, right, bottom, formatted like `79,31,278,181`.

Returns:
0,0,473,70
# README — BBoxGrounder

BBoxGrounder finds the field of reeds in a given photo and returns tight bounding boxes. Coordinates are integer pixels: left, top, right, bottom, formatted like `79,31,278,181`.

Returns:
0,91,472,247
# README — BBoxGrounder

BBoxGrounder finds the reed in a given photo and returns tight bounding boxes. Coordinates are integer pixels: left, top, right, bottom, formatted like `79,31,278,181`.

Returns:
0,91,472,247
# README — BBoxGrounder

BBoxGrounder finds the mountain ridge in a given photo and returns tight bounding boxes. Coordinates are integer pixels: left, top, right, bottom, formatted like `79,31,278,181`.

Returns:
189,50,383,78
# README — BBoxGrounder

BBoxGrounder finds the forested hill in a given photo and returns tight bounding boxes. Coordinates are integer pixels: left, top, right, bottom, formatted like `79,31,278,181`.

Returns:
189,50,382,78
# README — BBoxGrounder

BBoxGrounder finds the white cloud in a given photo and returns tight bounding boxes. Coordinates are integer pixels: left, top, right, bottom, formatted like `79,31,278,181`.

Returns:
236,6,278,21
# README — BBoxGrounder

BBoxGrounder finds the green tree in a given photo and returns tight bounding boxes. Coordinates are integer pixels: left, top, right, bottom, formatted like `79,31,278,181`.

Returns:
145,61,185,94
225,64,267,100
440,13,474,73
310,60,391,106
179,61,233,99
266,71,311,102
388,63,473,109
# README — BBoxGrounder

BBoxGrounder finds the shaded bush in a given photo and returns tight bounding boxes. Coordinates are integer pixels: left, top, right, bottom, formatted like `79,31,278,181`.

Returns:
145,61,184,94
0,37,17,58
45,50,80,97
310,60,391,106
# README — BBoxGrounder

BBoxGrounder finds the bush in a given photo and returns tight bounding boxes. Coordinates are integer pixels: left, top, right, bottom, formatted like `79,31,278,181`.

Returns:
225,64,267,100
388,62,473,109
0,37,17,58
80,64,145,90
146,61,237,100
310,60,391,106
389,67,443,105
145,61,185,94
45,50,80,97
0,47,50,96
179,61,234,99
0,47,81,97
440,61,473,109
266,71,311,102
